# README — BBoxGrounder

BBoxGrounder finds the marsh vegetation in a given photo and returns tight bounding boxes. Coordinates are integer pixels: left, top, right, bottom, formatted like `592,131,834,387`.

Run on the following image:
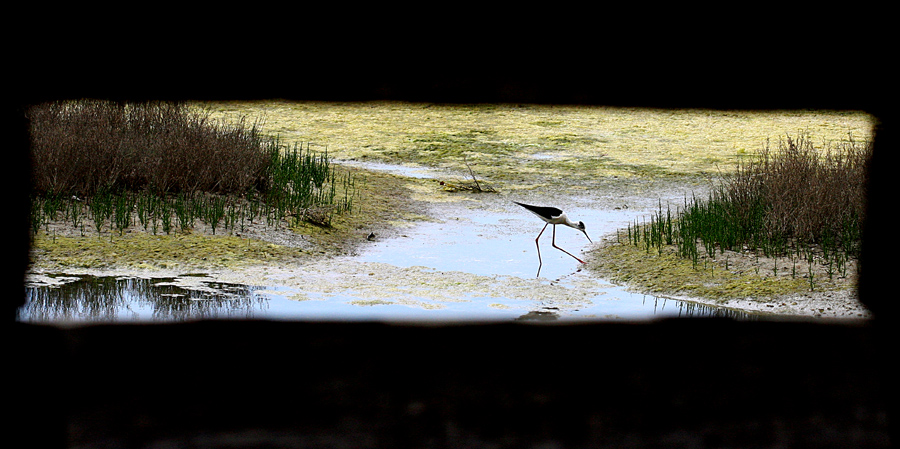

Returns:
612,134,870,296
28,101,358,239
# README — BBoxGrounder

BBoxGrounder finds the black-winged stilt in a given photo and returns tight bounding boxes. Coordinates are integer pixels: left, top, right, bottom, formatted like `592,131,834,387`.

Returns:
513,201,592,271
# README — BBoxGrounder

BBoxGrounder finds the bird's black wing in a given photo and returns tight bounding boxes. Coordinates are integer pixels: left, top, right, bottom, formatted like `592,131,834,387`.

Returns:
513,201,563,219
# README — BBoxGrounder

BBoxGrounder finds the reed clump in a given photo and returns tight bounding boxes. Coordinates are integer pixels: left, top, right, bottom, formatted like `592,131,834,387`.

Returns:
28,100,358,238
621,133,870,287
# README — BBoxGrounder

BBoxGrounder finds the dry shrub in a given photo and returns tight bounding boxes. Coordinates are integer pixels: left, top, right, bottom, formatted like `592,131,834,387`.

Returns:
724,133,870,250
28,100,271,196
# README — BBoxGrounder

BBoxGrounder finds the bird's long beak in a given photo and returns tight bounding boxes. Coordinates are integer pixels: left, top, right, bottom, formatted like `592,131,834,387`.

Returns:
582,230,592,243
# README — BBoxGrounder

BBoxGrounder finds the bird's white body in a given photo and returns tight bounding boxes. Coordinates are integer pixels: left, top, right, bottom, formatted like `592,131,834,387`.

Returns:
540,211,577,227
513,201,592,275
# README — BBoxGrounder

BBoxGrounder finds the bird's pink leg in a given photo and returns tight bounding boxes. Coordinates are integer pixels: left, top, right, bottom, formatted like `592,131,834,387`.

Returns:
533,223,550,277
552,225,587,264
534,223,549,267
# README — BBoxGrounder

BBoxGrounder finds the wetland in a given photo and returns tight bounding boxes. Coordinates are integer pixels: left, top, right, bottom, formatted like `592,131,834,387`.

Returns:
21,102,876,324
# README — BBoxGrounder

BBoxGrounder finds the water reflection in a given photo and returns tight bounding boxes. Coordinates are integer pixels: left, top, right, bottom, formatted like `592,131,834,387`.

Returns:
639,295,751,320
21,275,264,324
20,275,753,324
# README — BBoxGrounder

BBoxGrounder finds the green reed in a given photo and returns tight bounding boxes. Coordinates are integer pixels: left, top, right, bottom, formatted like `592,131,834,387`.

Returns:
260,140,357,227
173,193,194,233
113,191,133,235
88,188,113,236
203,195,226,235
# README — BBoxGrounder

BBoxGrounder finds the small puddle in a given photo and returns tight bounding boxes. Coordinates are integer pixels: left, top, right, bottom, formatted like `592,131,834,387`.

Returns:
335,159,445,179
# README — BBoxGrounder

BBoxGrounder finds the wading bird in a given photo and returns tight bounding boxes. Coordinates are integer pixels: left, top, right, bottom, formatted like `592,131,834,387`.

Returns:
513,201,592,275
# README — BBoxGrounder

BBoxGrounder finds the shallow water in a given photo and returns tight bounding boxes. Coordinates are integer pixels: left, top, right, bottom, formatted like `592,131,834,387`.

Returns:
21,163,751,324
21,272,745,324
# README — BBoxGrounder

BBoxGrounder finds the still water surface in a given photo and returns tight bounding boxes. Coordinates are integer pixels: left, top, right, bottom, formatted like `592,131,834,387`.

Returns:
21,273,747,324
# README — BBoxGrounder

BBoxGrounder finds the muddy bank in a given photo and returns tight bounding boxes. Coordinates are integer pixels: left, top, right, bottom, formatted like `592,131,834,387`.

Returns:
588,238,866,319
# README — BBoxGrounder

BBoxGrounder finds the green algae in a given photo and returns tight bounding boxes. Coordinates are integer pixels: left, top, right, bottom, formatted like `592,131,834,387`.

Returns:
196,101,875,188
30,233,303,271
588,240,853,302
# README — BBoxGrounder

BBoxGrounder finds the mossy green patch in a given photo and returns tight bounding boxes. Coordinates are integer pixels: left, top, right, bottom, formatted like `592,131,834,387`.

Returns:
30,233,303,271
588,241,817,302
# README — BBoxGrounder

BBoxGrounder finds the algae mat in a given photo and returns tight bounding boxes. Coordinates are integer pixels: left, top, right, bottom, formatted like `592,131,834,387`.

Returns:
197,100,875,189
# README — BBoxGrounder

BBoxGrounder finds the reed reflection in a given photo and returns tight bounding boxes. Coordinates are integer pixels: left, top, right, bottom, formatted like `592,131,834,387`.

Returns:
22,275,264,324
661,296,753,320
